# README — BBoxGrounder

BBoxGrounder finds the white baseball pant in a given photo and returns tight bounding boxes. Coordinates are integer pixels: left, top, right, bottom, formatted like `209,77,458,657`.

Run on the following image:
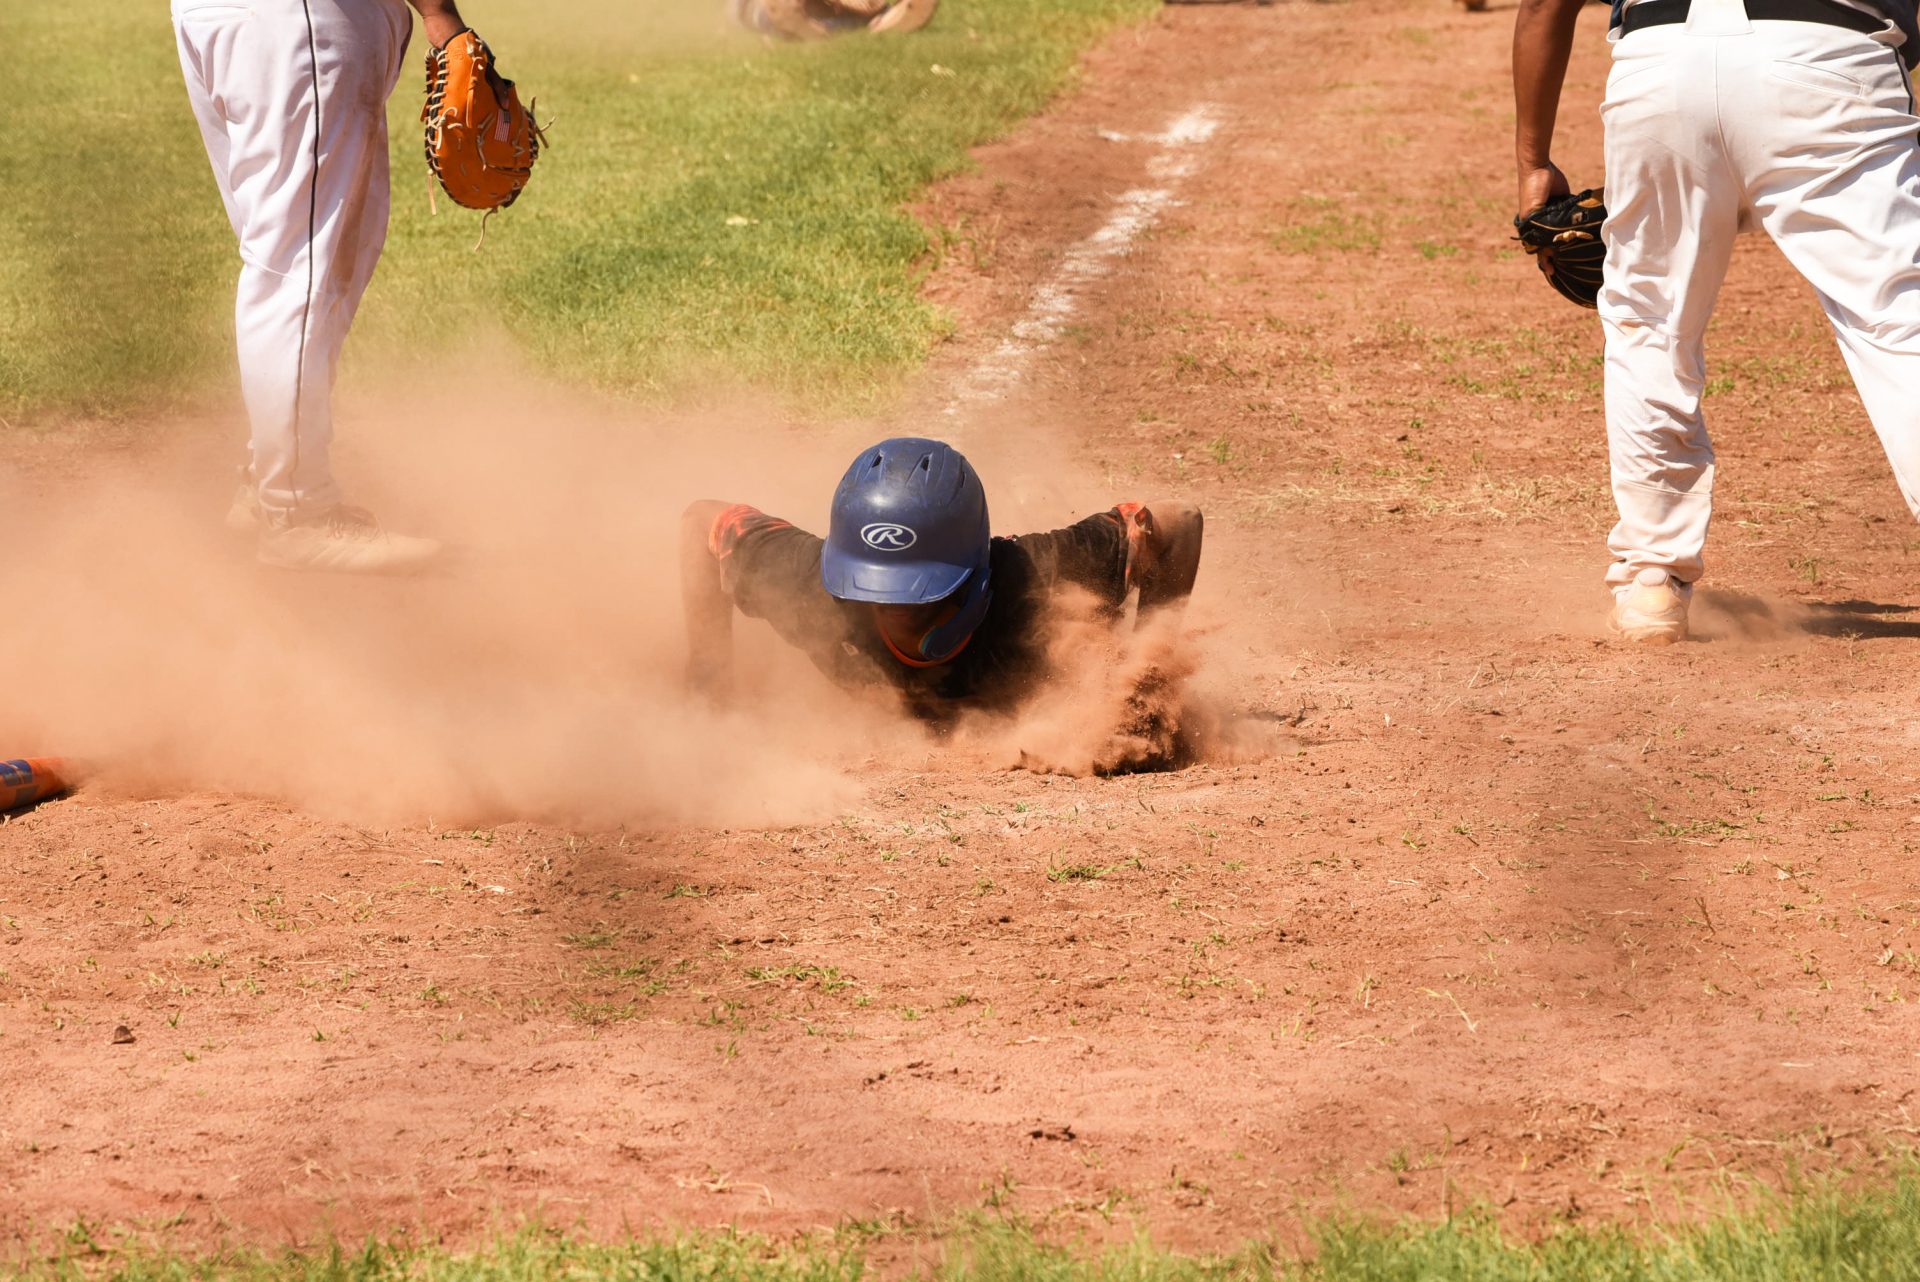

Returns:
1600,0,1920,586
172,0,411,519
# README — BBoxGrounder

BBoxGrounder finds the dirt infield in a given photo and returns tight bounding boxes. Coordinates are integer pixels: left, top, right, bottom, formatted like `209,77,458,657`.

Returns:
5,0,1920,1255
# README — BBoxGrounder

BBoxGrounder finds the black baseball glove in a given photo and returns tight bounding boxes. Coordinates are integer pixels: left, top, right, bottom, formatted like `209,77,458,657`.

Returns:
1513,188,1607,309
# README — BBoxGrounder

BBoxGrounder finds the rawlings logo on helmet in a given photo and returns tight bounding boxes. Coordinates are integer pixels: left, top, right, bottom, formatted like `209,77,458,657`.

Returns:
860,522,918,550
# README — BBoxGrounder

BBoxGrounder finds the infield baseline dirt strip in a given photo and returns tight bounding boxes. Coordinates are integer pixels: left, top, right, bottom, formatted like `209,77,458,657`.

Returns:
5,0,1920,1253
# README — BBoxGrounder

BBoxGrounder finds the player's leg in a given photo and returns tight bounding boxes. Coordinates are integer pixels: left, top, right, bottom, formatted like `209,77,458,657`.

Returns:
212,0,407,519
1729,26,1920,525
311,2,412,403
174,3,265,535
182,0,436,571
1597,28,1742,638
170,8,245,243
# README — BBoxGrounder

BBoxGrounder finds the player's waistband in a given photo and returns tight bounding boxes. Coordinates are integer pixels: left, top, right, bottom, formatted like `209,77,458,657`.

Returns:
1617,0,1887,38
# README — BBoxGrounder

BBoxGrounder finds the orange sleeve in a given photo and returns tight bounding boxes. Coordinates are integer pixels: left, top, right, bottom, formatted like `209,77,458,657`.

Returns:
708,503,794,560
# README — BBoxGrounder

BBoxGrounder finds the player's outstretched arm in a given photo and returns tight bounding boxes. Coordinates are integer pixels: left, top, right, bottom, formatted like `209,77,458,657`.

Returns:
1130,500,1203,619
681,500,737,702
1512,0,1586,215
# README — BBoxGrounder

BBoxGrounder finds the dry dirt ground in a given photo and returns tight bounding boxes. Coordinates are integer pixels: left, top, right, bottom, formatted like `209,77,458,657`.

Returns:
6,0,1920,1257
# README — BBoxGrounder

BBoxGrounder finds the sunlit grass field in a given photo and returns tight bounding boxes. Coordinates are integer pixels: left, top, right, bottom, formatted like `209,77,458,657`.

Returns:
10,1172,1920,1280
0,0,1155,422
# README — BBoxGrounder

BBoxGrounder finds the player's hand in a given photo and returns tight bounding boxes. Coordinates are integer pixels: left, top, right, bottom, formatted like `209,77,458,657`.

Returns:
1115,501,1157,582
1132,500,1203,619
1517,162,1571,221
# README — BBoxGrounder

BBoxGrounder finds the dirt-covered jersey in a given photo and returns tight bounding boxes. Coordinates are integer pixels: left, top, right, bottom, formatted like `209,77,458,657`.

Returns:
706,504,1139,718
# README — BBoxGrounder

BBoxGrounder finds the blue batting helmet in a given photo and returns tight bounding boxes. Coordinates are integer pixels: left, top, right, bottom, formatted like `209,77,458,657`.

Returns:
821,438,990,605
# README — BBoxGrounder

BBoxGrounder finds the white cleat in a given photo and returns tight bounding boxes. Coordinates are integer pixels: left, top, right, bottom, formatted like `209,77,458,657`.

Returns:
257,504,443,576
1609,567,1691,644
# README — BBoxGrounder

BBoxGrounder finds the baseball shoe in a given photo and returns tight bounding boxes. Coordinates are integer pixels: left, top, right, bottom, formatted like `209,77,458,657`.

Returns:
225,480,262,534
1609,567,1691,644
257,504,443,575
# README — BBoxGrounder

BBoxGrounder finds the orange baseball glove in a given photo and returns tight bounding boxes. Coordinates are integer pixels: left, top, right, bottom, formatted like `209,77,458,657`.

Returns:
422,30,544,212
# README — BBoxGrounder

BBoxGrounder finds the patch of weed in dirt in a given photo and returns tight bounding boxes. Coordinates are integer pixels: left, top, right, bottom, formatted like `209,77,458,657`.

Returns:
1047,862,1112,883
746,964,855,992
1271,197,1382,257
1047,854,1143,883
586,956,664,981
1718,349,1850,395
1789,555,1830,585
561,926,624,950
567,999,639,1027
1426,330,1602,403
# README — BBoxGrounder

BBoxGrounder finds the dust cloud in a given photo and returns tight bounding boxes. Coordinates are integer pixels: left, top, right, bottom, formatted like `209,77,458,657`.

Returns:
946,591,1287,777
0,378,1276,827
0,384,903,827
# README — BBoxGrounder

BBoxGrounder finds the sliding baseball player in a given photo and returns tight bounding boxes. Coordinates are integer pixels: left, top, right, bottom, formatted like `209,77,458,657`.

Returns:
681,437,1204,722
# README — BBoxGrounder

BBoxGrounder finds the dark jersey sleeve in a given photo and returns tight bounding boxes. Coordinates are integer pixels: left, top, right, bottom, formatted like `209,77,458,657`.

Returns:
1008,509,1134,609
708,505,878,686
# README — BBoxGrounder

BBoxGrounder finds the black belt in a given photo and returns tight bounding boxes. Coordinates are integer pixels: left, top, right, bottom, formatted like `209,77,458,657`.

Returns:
1618,0,1888,38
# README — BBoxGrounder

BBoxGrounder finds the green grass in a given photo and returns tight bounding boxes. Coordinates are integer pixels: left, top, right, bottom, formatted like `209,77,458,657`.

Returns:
0,0,1155,423
11,1170,1920,1280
